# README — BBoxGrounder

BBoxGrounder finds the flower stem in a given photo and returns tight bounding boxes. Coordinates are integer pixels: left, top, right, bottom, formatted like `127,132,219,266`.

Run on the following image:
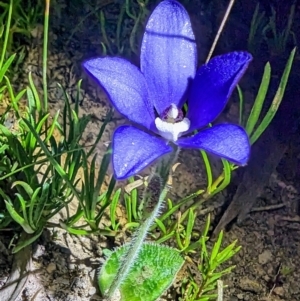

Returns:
106,150,179,300
43,0,50,112
107,185,169,299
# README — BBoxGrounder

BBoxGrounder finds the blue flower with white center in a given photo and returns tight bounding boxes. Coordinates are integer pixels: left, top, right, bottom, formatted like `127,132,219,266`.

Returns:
83,0,252,180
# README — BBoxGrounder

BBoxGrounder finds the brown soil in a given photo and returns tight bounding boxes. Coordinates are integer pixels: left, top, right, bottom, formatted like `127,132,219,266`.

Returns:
1,0,300,300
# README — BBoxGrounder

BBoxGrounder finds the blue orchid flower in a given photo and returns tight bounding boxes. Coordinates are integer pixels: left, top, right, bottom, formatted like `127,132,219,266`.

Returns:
83,0,252,180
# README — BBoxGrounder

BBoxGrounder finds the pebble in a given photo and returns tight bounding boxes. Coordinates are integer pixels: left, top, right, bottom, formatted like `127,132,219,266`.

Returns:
71,276,86,290
88,287,96,296
32,244,46,260
238,277,263,293
89,269,96,280
46,262,57,274
273,286,285,297
55,277,70,285
258,250,273,264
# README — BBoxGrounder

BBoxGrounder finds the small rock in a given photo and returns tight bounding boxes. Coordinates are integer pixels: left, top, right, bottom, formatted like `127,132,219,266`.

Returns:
32,244,46,260
71,276,86,290
88,287,96,296
78,264,87,270
46,262,57,274
273,286,285,297
68,263,76,270
258,250,273,264
85,266,92,272
238,277,263,293
55,277,70,285
89,269,96,280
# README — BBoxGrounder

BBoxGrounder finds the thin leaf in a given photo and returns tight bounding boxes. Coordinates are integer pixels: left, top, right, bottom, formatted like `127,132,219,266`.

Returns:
246,62,271,135
3,199,34,234
12,227,44,253
0,53,15,81
211,159,231,195
209,230,224,267
155,231,175,244
237,85,244,125
124,193,132,223
251,47,296,144
110,188,121,229
184,209,195,249
200,150,212,190
155,218,166,234
28,72,41,112
28,187,42,228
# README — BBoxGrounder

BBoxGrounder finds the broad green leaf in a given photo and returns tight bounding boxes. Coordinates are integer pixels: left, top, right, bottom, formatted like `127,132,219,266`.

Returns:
99,243,184,301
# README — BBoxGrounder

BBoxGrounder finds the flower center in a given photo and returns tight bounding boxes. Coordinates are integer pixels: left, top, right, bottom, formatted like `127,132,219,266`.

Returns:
155,104,190,142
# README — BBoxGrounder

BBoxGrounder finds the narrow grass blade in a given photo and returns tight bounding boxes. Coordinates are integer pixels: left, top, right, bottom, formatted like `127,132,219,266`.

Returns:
12,227,44,253
237,85,244,125
211,159,231,196
155,218,166,234
110,188,121,229
209,230,224,268
200,150,212,190
0,53,15,81
246,62,271,136
250,47,296,144
28,72,42,112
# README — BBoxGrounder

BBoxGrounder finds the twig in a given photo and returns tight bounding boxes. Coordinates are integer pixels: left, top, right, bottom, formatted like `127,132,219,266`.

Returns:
206,0,236,63
217,280,224,301
251,203,285,212
267,263,282,299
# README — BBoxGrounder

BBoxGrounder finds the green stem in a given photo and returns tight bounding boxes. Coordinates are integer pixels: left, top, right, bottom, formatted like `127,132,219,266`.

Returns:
42,0,50,112
107,185,169,298
106,150,179,299
0,0,13,71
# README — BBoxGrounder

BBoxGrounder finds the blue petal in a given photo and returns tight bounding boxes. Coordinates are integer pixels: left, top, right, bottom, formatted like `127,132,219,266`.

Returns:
177,124,250,165
83,57,155,129
187,52,252,132
141,0,197,115
113,125,173,180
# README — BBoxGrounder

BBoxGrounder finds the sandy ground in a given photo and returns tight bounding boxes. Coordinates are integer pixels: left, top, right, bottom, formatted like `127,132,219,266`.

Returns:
1,0,300,300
